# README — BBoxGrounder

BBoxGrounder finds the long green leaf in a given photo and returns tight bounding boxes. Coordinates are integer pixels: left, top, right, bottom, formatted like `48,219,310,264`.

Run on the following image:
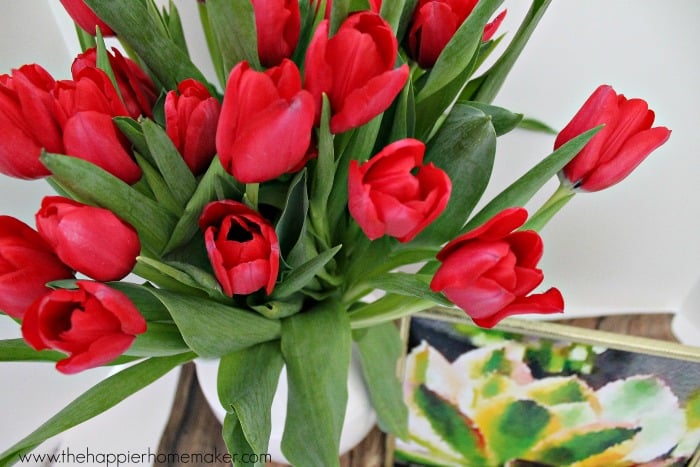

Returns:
416,0,503,103
218,340,284,464
127,322,190,357
84,0,213,92
349,295,435,330
354,323,408,439
41,153,177,255
366,272,452,307
0,353,194,465
462,102,524,136
206,0,260,74
275,170,309,260
143,289,281,358
280,299,351,467
463,126,600,232
471,0,552,103
415,104,496,245
271,245,342,300
309,96,335,247
0,339,67,363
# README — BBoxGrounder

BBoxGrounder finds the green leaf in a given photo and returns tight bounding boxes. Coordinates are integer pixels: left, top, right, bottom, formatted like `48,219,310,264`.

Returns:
481,399,551,463
114,117,152,163
472,0,552,103
462,102,524,136
354,322,408,439
379,0,408,34
275,170,309,260
518,116,559,135
416,0,504,103
143,289,281,358
133,152,183,216
463,126,600,232
0,339,68,363
206,0,261,74
271,245,342,300
164,157,242,255
134,256,224,300
222,413,259,467
41,153,177,255
84,0,213,92
415,104,497,245
248,294,305,320
414,384,487,464
309,96,335,246
162,0,189,54
349,295,435,330
218,340,284,463
127,322,190,357
0,353,193,465
141,119,197,209
329,0,350,35
534,427,640,465
280,299,351,467
197,0,227,88
366,272,452,307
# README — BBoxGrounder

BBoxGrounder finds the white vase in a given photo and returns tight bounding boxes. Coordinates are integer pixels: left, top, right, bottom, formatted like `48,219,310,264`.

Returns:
194,349,377,464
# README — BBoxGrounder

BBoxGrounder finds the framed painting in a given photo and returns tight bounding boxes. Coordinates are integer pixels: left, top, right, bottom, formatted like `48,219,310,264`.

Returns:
390,308,700,467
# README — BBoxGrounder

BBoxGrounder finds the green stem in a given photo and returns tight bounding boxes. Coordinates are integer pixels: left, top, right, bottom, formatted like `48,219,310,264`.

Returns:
244,183,259,211
522,183,575,232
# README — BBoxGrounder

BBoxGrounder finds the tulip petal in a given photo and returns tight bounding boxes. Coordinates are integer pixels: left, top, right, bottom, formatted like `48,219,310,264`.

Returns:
471,288,564,328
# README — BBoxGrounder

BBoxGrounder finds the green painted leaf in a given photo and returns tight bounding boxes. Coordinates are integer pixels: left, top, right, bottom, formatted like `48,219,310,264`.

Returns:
414,385,487,464
415,104,497,245
416,0,504,103
84,0,213,92
0,353,193,465
280,299,351,467
41,153,177,255
463,126,600,233
534,427,640,465
218,340,284,463
482,399,551,463
687,389,700,429
354,322,408,439
143,289,281,358
206,0,260,74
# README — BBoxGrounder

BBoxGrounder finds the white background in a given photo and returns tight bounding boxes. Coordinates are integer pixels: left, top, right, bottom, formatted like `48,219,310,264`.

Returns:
1,0,698,458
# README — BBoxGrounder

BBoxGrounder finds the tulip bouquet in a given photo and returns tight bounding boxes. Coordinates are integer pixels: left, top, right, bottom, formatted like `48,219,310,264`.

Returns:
0,0,670,466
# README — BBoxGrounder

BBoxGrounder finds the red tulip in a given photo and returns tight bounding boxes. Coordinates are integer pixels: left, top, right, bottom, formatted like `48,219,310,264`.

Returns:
59,0,115,36
0,65,63,179
216,60,315,183
72,48,157,119
55,67,130,119
165,79,221,175
407,0,507,68
0,216,74,319
251,0,301,67
22,281,146,374
35,197,140,282
348,138,451,242
304,11,409,134
430,208,564,328
556,85,671,192
199,200,280,296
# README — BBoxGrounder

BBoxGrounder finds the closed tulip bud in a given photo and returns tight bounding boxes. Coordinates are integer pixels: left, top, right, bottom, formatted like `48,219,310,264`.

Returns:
0,216,74,319
199,200,280,296
0,65,63,179
216,60,315,183
407,0,506,69
72,48,157,119
165,79,221,175
304,11,409,134
431,208,564,328
348,138,451,242
35,197,140,282
251,0,301,67
556,84,671,192
59,0,115,36
22,281,146,374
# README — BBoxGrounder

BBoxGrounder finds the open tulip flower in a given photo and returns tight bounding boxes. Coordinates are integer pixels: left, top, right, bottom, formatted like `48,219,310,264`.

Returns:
0,1,672,466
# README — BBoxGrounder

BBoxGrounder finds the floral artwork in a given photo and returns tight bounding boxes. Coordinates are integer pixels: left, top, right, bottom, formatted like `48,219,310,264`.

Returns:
396,317,700,466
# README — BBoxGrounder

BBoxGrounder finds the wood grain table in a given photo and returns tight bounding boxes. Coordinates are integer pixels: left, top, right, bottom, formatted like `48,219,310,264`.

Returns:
155,313,680,466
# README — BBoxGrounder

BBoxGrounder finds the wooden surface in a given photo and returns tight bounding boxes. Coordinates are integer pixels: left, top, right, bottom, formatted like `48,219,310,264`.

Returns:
156,313,679,466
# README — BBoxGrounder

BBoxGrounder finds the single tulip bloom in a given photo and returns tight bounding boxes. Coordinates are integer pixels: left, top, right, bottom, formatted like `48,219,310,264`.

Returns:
304,12,409,134
59,0,115,36
348,138,451,242
0,216,74,319
216,60,315,183
72,48,157,119
251,0,301,67
165,79,221,175
55,67,130,120
199,200,280,296
407,0,507,68
556,85,671,192
35,197,140,282
430,207,564,328
0,64,63,179
22,281,146,374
